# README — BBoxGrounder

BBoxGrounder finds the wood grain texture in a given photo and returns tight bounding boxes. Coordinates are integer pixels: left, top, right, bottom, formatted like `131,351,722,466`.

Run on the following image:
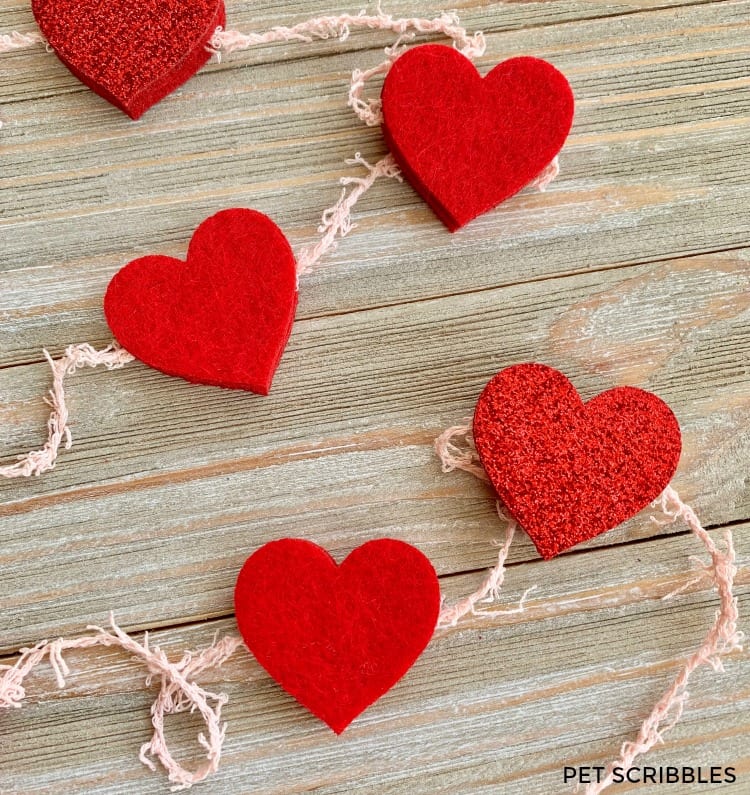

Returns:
1,527,748,794
2,1,750,365
0,0,748,792
1,250,749,651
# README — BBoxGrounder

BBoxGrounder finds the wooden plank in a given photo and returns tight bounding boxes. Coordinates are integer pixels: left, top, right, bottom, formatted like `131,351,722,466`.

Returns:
2,1,750,369
0,0,726,61
1,525,747,793
1,250,748,650
1,0,749,787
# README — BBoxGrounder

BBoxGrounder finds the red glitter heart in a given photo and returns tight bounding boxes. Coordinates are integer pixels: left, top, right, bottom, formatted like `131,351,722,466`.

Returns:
104,208,298,394
473,364,681,559
381,45,574,230
32,0,225,119
234,538,440,734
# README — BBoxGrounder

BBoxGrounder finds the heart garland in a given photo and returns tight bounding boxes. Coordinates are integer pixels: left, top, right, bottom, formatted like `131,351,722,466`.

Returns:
96,44,571,391
232,364,682,734
0,12,493,475
0,9,741,794
4,10,574,394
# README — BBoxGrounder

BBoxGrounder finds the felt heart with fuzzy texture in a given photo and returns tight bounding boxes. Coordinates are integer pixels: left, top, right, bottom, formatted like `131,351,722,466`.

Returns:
473,363,681,559
381,45,575,230
32,0,225,119
104,208,298,394
234,538,440,734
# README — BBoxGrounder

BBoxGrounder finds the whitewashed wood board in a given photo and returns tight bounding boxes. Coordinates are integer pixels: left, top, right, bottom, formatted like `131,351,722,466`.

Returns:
0,0,748,791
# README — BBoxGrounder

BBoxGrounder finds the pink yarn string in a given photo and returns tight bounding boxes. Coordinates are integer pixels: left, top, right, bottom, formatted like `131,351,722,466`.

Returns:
530,155,560,192
209,9,484,55
434,422,743,791
0,614,242,790
438,507,532,628
296,152,402,278
434,425,536,626
0,343,134,479
0,30,44,53
433,420,489,481
210,8,485,129
583,486,743,795
209,7,486,124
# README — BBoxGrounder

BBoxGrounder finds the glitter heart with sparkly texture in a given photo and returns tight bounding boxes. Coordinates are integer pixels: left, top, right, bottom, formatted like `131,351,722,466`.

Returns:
32,0,225,119
473,363,681,559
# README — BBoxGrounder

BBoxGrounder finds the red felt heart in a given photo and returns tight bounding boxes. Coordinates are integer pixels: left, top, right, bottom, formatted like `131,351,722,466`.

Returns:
32,0,225,119
473,364,681,559
381,45,575,231
104,208,298,394
234,538,440,734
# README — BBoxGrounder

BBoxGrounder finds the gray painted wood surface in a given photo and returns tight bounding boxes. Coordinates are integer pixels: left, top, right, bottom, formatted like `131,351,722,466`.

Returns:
0,0,748,792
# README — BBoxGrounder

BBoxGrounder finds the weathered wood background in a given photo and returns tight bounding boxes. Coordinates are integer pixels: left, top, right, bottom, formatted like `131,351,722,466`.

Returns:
1,0,748,792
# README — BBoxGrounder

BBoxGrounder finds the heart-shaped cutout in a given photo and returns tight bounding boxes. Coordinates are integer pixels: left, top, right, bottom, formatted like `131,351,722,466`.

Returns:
235,538,440,733
104,208,298,394
381,45,575,230
473,363,681,559
32,0,225,119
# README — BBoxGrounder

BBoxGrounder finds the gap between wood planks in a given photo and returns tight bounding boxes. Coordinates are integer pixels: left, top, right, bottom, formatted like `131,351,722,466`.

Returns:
1,238,749,374
1,0,747,658
0,522,745,662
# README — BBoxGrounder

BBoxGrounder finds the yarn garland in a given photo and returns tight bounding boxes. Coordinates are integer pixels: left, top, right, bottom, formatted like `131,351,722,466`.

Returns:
0,8,743,795
0,8,561,458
